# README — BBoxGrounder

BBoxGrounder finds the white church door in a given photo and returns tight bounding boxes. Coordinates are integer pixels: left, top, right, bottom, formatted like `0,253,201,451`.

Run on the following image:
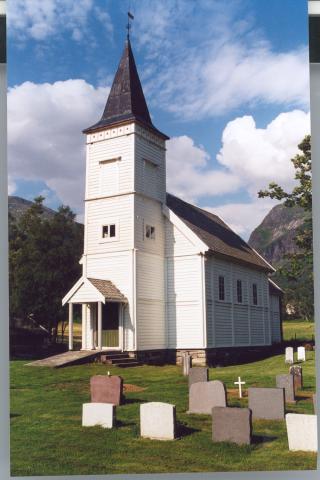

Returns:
102,302,120,349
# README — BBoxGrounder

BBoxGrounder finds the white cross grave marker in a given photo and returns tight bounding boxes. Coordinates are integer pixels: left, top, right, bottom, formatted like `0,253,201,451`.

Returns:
234,376,246,398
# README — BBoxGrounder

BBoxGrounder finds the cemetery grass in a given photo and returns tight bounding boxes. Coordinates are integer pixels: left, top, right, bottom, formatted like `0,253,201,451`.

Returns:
282,319,315,342
10,353,317,476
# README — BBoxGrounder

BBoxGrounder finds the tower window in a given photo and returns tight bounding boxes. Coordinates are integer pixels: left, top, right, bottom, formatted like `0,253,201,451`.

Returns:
218,275,225,301
145,224,155,239
252,283,258,305
102,224,116,239
237,280,243,303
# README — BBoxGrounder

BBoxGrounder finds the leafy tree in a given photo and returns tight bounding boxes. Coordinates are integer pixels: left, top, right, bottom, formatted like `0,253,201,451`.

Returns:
9,197,83,340
258,135,313,320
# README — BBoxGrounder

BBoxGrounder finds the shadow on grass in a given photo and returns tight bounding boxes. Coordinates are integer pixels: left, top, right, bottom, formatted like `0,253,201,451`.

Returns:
10,413,22,419
176,422,201,438
124,398,145,405
116,419,136,428
252,434,277,445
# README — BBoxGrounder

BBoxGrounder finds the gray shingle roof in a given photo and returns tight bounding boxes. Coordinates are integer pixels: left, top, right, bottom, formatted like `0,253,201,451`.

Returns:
166,193,274,272
88,278,127,302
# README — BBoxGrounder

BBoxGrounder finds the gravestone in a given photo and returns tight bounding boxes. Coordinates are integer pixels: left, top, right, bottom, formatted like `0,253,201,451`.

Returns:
212,407,252,445
289,365,303,390
297,346,306,362
248,387,285,420
286,414,317,452
188,380,227,414
82,403,115,428
313,394,317,414
140,402,176,440
90,375,124,406
276,374,296,403
182,353,192,376
285,347,294,364
188,367,209,389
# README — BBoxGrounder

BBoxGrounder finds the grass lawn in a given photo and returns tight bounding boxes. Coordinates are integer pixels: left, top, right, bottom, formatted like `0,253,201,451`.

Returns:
282,319,315,342
10,352,317,476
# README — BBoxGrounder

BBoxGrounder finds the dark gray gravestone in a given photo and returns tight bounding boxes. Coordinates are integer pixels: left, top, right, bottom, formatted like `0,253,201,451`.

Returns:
276,374,296,403
212,407,252,445
188,367,209,389
248,387,285,420
289,365,303,391
182,353,192,376
188,380,227,414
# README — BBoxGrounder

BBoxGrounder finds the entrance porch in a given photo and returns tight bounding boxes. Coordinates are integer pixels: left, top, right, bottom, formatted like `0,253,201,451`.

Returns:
62,277,127,352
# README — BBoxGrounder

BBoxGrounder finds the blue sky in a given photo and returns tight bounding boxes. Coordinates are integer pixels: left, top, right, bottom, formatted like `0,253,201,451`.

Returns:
7,0,310,238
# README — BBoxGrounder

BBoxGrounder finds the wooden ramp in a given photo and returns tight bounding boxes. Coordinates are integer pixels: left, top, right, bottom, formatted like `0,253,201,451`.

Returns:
26,350,100,368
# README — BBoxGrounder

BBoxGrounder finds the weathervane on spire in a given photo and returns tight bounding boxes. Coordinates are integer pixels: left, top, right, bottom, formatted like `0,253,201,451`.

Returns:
126,11,134,40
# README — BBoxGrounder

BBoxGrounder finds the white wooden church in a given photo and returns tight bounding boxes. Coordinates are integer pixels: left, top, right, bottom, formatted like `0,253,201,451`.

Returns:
62,36,282,365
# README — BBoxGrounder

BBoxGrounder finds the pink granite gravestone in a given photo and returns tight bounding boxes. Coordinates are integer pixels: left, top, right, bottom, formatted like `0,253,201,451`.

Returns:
90,375,124,405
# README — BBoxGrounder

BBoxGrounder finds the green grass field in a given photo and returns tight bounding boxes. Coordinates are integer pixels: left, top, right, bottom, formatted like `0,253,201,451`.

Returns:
10,351,317,476
282,320,315,342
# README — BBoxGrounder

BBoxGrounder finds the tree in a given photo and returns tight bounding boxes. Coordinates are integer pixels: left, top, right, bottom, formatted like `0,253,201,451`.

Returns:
9,197,83,340
258,135,313,320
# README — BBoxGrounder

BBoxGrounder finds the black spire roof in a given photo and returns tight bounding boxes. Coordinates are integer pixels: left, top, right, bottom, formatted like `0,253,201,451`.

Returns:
83,38,168,139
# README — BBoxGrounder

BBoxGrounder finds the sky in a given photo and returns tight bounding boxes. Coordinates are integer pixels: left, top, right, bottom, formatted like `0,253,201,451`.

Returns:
7,0,311,239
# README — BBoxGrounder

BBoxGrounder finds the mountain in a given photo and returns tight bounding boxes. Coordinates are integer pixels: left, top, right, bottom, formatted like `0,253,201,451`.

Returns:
248,203,308,266
8,196,57,221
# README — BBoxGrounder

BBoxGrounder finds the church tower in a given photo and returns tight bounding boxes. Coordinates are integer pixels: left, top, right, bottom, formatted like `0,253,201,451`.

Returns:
80,37,169,353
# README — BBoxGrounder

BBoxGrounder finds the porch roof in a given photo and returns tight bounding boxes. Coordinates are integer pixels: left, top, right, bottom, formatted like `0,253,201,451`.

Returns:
62,277,127,305
87,278,127,302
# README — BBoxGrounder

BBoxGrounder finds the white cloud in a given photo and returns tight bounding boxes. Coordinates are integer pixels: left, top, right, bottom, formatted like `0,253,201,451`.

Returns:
134,0,309,119
8,80,109,211
207,199,278,240
8,0,113,42
217,110,311,196
166,136,240,203
166,110,310,238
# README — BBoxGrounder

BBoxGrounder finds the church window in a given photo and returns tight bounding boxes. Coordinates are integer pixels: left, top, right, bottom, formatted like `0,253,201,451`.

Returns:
237,280,243,303
218,275,225,301
145,224,155,239
102,224,116,239
252,283,258,305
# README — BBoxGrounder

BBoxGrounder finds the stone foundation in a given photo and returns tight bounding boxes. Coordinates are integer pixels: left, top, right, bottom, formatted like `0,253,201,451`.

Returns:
132,344,282,367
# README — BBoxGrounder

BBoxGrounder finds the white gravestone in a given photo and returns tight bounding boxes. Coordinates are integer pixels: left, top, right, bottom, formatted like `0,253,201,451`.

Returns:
234,377,246,398
297,346,306,362
285,347,294,364
286,414,317,452
140,402,176,440
82,403,115,428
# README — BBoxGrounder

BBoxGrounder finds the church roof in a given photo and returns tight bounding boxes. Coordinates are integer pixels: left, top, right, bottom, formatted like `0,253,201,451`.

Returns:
166,193,274,272
83,38,168,139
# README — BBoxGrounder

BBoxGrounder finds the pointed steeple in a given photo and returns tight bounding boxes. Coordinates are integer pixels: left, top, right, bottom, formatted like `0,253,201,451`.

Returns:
84,38,168,139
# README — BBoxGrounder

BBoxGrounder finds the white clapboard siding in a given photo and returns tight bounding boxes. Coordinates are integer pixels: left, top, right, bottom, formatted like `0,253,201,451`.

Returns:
86,127,134,199
270,295,281,343
164,218,201,257
166,255,204,348
134,130,166,203
71,280,101,303
85,195,134,254
136,252,165,349
135,196,165,256
205,256,272,348
86,251,134,350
